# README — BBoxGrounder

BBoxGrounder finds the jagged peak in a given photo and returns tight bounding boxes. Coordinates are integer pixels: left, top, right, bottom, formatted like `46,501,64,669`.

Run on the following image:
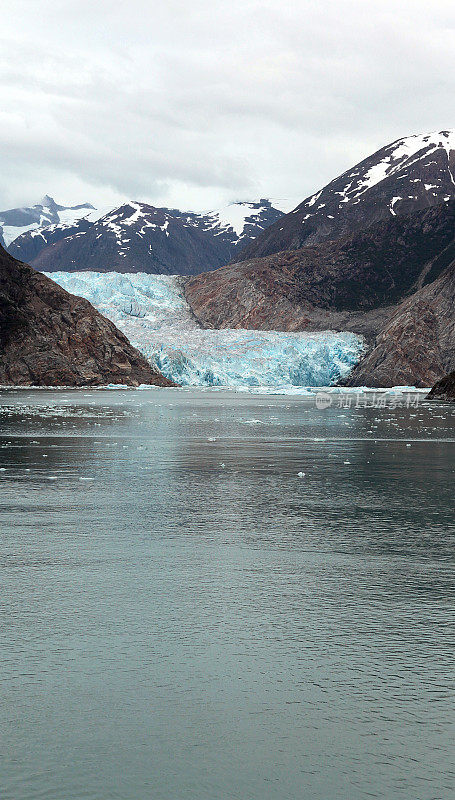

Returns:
39,194,57,209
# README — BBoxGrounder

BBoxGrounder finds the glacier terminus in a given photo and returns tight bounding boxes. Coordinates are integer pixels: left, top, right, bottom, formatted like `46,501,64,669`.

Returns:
47,271,364,389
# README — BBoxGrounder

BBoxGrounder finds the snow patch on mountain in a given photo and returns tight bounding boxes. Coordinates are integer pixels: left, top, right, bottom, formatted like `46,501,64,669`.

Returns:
202,199,290,237
0,196,97,247
267,197,300,214
238,128,455,263
24,206,109,241
206,202,261,236
322,130,455,214
349,130,455,200
2,223,38,247
56,205,108,228
46,270,364,389
172,198,287,244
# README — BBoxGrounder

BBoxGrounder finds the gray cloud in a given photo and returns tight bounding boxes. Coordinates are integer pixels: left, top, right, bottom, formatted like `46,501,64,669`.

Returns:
1,0,454,211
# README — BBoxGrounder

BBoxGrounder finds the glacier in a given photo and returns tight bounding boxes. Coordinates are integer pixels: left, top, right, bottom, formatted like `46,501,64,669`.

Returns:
46,271,364,389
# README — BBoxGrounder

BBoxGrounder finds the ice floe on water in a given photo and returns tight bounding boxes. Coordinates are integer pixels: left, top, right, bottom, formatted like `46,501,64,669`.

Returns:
47,271,365,389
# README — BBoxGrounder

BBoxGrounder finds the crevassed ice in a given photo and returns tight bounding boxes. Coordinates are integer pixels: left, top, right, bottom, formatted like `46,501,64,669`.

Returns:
46,271,364,388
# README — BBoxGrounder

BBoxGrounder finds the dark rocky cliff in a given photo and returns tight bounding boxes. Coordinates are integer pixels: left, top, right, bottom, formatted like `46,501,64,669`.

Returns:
0,245,172,387
345,260,455,387
427,371,455,401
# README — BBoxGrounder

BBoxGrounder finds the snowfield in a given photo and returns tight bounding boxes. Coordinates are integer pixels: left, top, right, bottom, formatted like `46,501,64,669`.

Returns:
47,271,364,389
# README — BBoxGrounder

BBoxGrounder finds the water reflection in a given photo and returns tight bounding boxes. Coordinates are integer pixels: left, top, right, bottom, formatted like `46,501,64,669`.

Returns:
1,388,454,800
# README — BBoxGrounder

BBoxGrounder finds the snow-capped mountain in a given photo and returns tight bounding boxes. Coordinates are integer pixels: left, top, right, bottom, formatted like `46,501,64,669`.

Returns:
11,199,289,275
8,204,113,266
24,202,230,274
239,130,455,260
169,198,292,253
0,195,96,248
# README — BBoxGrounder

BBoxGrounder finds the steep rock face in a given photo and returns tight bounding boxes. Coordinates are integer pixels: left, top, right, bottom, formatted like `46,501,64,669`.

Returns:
10,199,287,276
427,371,455,401
239,130,455,261
185,254,391,340
0,245,172,387
345,260,455,387
185,202,455,335
185,201,455,387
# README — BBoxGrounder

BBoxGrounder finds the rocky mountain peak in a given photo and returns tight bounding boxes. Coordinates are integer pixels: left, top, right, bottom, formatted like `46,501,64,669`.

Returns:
0,196,96,248
238,129,455,261
39,194,57,210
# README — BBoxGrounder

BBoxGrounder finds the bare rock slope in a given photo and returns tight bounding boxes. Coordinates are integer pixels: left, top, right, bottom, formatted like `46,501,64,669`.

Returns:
0,245,172,387
185,201,455,387
345,260,455,387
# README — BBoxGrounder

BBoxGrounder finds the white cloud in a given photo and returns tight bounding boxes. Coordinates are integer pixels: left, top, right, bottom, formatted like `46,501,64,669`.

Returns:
0,0,454,211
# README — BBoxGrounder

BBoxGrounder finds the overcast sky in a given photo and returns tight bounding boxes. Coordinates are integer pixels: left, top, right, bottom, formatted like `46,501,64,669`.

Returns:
1,0,454,212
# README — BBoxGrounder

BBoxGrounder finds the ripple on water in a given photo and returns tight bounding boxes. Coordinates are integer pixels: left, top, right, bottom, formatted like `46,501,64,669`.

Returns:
0,387,454,800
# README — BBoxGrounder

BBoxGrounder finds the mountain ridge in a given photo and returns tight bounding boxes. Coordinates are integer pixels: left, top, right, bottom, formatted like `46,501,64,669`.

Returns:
238,130,455,261
0,195,95,248
8,198,289,275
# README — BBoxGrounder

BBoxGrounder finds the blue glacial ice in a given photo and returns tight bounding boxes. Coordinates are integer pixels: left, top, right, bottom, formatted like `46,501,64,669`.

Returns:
46,271,364,389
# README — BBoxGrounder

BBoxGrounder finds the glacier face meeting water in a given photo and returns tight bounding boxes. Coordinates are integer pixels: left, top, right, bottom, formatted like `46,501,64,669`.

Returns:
46,271,364,388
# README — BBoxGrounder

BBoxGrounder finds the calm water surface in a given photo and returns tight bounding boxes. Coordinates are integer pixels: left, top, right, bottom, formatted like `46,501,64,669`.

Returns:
1,387,454,800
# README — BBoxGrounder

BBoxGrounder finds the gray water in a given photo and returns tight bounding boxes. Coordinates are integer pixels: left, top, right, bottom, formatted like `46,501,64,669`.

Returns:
1,387,454,800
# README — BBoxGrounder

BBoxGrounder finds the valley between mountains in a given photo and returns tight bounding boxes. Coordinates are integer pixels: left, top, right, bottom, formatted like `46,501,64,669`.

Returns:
2,129,455,391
